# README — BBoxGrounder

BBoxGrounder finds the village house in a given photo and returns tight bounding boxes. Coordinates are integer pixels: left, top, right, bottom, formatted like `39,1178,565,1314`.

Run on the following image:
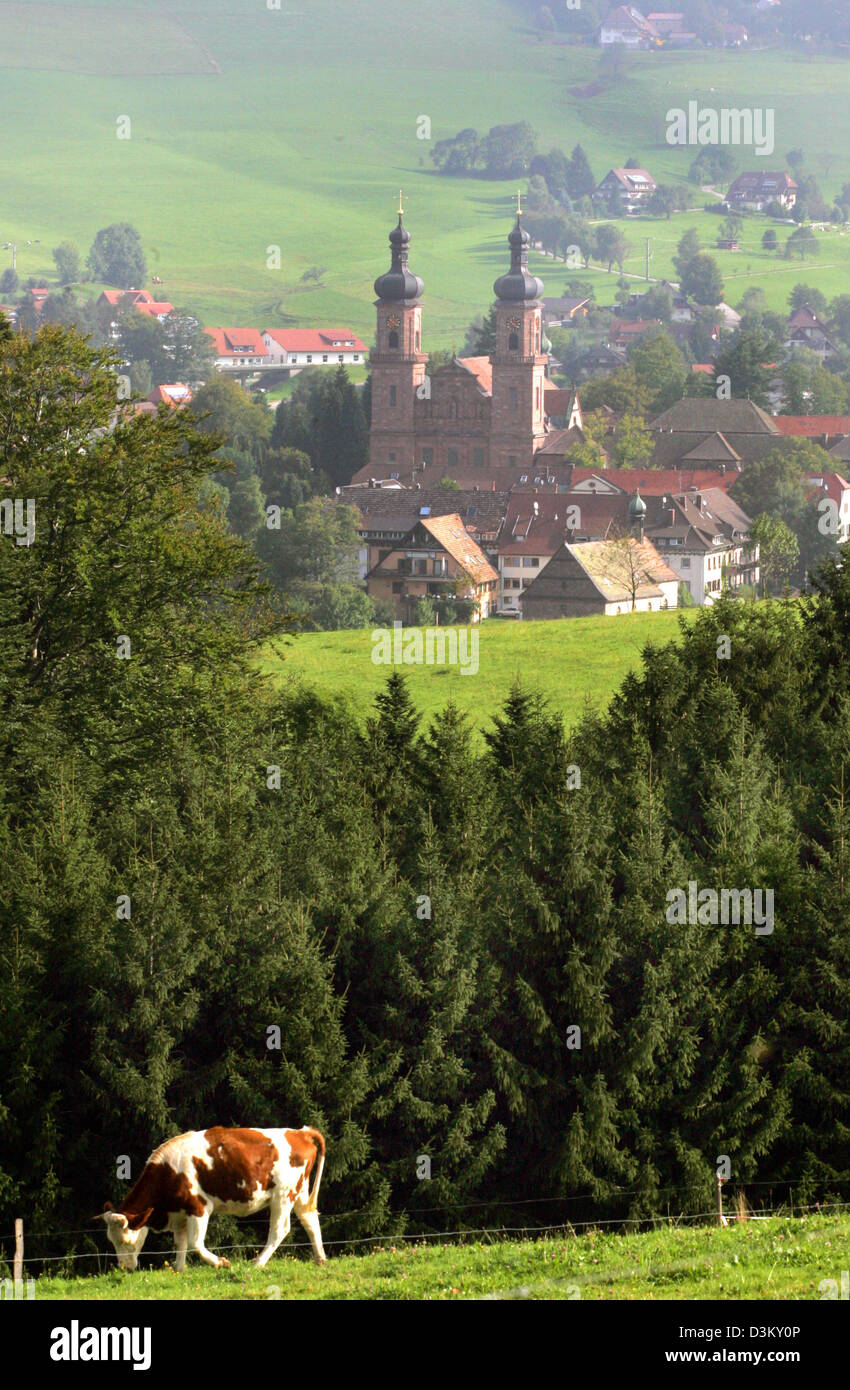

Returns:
261,328,367,373
597,6,661,47
723,172,798,212
364,512,499,623
336,484,507,579
805,470,850,544
206,327,268,371
541,295,591,327
641,487,759,603
593,167,658,213
97,288,175,338
497,495,572,614
608,318,662,351
520,532,679,619
148,383,192,409
784,306,837,361
645,12,697,44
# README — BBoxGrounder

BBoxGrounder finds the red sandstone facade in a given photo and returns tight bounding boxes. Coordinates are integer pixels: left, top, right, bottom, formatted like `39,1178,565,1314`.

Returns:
369,208,549,480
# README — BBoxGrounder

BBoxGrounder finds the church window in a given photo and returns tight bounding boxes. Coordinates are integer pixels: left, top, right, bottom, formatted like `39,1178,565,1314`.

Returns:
415,331,420,350
472,447,484,468
449,399,458,418
509,331,519,351
388,330,399,349
447,448,458,469
389,386,397,407
422,448,434,466
509,388,517,411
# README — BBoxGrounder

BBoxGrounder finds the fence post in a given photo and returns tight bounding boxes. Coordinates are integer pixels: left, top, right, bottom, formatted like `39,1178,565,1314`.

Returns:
716,1176,728,1227
13,1219,23,1285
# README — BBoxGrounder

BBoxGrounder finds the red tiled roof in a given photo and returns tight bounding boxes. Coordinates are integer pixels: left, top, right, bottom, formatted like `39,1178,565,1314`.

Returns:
263,328,367,352
774,417,850,438
148,383,192,408
456,356,493,394
419,514,498,584
567,466,739,495
99,288,154,306
206,327,268,358
805,471,850,507
135,300,174,317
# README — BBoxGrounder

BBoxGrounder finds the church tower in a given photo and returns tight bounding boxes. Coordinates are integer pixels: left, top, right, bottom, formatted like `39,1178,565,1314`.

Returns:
369,194,428,475
489,200,548,468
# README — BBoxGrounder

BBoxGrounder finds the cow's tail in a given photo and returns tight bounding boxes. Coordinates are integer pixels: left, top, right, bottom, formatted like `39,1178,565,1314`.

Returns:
303,1127,326,1212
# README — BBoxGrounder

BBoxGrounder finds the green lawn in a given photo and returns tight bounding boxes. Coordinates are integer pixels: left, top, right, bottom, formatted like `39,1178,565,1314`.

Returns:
259,609,694,734
27,1212,849,1300
2,0,850,344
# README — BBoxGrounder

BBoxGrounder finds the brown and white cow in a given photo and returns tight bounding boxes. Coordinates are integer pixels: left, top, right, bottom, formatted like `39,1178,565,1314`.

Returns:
101,1126,327,1271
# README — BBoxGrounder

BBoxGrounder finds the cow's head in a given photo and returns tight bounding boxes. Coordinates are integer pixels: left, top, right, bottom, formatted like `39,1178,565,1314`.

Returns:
100,1202,153,1270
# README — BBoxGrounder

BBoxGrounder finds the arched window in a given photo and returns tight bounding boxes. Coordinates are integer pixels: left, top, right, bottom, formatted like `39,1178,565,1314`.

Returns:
388,329,399,349
508,331,519,351
449,399,458,419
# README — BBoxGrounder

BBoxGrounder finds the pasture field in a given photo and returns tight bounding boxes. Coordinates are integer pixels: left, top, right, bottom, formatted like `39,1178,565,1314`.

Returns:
2,0,850,342
258,608,695,734
26,1212,850,1300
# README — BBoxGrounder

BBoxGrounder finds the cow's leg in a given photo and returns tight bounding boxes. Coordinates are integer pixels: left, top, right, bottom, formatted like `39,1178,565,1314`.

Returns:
294,1196,327,1265
173,1222,188,1273
186,1211,230,1269
254,1191,292,1269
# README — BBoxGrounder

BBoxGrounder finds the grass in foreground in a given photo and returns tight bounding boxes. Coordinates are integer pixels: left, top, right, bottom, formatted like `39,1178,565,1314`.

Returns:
259,609,694,735
29,1213,849,1300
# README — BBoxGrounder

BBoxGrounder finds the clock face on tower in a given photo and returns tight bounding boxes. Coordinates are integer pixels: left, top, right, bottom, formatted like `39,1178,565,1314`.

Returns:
387,314,400,329
507,316,521,331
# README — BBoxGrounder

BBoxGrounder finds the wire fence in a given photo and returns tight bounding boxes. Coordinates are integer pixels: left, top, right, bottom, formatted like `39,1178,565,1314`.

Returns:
3,1190,849,1270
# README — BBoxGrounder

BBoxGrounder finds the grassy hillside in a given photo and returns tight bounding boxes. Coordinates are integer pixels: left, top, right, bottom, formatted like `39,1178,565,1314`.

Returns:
28,1211,848,1299
2,0,849,343
260,609,694,732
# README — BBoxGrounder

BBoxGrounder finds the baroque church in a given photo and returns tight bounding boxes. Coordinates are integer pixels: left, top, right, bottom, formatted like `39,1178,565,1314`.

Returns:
364,199,563,484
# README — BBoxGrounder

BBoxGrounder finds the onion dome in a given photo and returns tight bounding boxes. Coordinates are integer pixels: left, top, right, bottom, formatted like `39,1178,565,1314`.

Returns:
628,490,647,520
493,214,544,302
374,206,424,302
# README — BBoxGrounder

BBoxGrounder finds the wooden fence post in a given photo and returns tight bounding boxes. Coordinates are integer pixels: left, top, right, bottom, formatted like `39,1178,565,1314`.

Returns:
716,1176,728,1227
13,1218,23,1286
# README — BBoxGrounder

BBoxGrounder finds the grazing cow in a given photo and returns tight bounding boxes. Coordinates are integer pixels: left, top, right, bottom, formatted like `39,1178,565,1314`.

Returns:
100,1126,327,1271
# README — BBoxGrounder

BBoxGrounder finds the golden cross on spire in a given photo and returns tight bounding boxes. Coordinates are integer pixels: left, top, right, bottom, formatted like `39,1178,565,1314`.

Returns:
398,189,404,217
516,189,523,217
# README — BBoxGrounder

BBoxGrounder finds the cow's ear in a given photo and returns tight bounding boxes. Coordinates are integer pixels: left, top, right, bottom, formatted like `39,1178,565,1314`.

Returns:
129,1206,154,1230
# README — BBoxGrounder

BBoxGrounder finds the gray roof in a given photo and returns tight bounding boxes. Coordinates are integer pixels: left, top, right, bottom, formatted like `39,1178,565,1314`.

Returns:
650,399,780,435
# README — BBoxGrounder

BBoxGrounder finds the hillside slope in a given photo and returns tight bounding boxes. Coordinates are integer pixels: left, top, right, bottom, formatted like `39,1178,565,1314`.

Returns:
3,1,850,341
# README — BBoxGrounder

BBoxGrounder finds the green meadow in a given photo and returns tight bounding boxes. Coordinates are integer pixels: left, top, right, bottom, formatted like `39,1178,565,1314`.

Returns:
27,1212,849,1300
2,0,850,343
259,609,694,733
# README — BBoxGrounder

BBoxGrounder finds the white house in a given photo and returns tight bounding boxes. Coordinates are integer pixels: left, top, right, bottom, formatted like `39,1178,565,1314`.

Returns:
206,327,269,370
261,329,367,372
597,5,660,46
